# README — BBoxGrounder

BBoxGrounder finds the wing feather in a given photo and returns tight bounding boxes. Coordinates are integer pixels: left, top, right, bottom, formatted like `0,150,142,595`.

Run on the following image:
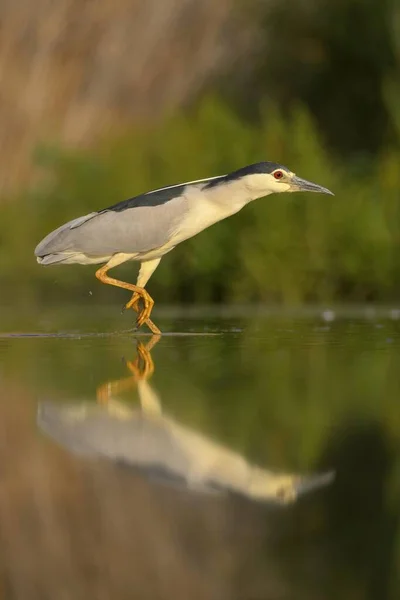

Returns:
35,196,186,258
35,174,226,259
101,175,225,212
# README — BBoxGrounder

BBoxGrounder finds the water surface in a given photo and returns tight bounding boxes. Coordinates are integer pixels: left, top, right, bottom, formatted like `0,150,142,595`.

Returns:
0,307,399,600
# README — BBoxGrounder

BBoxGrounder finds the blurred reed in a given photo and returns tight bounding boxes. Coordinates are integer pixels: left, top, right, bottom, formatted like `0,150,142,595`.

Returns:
1,96,400,306
0,0,400,306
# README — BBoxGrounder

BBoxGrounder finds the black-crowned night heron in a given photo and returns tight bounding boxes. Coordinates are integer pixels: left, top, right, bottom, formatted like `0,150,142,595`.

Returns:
37,337,335,503
35,161,333,333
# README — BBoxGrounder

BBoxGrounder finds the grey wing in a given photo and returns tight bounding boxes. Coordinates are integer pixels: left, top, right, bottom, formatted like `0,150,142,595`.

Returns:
37,402,223,495
37,402,192,474
35,196,186,259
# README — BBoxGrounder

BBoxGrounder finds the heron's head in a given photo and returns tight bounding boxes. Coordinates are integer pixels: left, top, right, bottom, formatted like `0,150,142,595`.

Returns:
227,162,334,197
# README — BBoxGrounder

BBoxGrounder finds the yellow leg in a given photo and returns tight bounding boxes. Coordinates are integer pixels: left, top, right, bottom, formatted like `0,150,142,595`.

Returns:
124,292,155,328
96,373,138,405
125,292,140,311
126,335,160,380
95,265,161,334
96,336,161,406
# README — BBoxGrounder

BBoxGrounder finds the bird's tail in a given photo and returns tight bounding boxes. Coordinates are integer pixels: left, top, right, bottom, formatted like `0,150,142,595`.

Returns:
36,253,70,266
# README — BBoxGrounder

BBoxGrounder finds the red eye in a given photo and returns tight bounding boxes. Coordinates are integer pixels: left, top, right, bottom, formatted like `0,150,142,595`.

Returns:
273,170,283,180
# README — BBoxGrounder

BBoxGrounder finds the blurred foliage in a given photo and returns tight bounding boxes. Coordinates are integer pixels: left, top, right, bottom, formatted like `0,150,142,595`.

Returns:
233,0,398,157
1,93,400,307
0,0,245,193
1,0,400,306
1,0,399,191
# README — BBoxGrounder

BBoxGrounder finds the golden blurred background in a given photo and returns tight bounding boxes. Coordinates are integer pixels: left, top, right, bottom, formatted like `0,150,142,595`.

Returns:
0,0,400,307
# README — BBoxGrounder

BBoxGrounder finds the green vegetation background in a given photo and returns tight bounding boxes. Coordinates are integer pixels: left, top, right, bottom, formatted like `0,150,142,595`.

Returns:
1,0,400,308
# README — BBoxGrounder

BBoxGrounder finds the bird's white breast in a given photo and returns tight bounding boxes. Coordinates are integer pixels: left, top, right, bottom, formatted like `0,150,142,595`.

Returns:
135,180,252,261
168,183,251,246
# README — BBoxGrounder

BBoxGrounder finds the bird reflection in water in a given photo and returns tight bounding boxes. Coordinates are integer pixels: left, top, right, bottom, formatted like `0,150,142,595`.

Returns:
37,336,334,504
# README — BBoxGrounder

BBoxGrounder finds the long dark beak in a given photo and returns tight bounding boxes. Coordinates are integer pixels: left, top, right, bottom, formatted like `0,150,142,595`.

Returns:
290,175,334,196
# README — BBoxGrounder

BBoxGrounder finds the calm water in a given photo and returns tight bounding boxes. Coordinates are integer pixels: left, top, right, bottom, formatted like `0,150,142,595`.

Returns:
0,307,399,600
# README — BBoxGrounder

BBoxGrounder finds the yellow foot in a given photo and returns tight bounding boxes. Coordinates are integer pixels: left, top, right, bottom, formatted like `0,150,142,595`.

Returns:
123,291,161,334
126,337,159,380
143,319,162,335
136,292,155,328
124,292,140,312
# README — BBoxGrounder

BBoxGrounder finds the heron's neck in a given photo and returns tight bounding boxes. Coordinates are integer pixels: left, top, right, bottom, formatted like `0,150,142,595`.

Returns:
207,180,271,213
173,182,271,248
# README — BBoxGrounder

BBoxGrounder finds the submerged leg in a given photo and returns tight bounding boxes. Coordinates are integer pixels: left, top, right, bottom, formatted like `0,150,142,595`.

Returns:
95,256,161,334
